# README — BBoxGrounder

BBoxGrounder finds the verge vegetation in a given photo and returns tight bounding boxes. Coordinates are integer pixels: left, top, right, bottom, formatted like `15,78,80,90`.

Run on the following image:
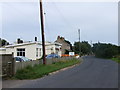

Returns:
14,59,81,80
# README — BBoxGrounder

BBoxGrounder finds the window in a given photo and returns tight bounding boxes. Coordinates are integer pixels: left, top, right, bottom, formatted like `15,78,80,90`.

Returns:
17,48,25,56
36,48,38,57
39,48,41,57
36,48,42,57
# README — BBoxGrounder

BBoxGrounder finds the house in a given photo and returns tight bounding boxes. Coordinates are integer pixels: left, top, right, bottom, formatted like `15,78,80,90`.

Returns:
0,39,62,60
45,42,62,56
55,36,72,54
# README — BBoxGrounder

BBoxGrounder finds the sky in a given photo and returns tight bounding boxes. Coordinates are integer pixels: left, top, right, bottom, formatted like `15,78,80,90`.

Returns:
0,0,118,45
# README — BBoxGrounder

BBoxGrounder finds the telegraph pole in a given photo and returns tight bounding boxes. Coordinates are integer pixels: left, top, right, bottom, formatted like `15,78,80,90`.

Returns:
39,0,46,64
78,29,81,57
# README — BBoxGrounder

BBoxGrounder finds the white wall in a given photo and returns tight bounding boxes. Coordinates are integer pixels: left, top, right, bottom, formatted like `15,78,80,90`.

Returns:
45,44,55,55
45,44,62,56
0,49,6,54
6,48,14,54
5,44,42,60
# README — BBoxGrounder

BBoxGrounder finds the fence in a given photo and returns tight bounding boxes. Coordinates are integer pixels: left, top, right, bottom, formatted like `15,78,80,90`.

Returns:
15,57,76,72
1,55,77,76
15,60,41,73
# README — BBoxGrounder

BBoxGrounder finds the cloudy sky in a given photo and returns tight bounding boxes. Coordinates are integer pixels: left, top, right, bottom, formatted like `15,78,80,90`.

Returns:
0,0,118,45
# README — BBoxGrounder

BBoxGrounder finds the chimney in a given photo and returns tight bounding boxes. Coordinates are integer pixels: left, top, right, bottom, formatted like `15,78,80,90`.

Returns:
35,37,37,42
61,37,65,41
17,38,23,44
17,38,21,44
57,36,60,40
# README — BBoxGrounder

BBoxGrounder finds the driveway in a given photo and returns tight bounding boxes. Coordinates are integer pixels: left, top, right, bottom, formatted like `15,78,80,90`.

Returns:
3,56,118,88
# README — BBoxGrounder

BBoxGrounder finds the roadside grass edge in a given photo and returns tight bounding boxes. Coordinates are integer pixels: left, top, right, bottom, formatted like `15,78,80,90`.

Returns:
13,58,82,80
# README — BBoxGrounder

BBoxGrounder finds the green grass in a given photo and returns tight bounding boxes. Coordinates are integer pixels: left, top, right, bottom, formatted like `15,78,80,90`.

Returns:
14,59,81,80
111,58,120,63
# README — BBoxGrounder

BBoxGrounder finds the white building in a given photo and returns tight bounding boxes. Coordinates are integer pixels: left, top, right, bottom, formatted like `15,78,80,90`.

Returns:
45,42,62,56
0,41,62,60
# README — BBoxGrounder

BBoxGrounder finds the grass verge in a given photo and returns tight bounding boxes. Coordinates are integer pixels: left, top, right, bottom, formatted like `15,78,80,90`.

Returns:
14,59,81,80
111,58,120,63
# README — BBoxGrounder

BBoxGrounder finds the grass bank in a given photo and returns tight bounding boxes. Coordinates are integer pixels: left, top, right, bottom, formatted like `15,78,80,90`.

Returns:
111,58,120,63
14,59,81,80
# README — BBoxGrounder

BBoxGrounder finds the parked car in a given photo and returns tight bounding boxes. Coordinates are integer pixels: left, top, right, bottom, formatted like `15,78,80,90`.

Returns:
15,56,32,62
46,54,60,59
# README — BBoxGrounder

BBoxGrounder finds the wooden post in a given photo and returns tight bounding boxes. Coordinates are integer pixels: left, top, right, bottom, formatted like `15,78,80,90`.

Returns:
39,0,46,64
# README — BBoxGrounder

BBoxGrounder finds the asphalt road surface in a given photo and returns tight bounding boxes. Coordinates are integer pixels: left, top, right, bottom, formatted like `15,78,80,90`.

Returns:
3,56,118,88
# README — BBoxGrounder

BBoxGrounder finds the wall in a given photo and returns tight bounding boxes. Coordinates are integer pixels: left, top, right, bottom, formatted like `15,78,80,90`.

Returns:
45,45,54,55
45,44,62,56
6,44,42,60
0,54,15,77
6,48,14,54
0,49,6,54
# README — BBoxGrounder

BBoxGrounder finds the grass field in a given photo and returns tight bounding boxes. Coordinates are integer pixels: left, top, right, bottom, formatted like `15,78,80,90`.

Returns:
14,59,81,80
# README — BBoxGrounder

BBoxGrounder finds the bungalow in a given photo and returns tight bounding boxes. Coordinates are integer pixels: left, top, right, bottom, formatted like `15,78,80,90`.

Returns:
0,41,62,60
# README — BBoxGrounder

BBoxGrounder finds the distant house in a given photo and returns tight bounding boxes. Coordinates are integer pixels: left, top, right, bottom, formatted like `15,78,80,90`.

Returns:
55,36,72,54
45,42,62,56
0,39,62,60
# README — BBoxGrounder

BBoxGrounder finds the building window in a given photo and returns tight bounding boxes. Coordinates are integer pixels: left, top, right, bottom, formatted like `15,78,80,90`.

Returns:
17,48,25,56
36,48,42,57
39,48,41,57
36,48,38,57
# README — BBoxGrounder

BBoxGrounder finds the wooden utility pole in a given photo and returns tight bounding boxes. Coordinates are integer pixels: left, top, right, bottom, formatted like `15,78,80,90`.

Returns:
39,0,46,64
78,29,81,57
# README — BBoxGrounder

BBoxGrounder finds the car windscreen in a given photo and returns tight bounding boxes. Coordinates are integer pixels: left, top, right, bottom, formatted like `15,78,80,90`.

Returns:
20,57,29,61
15,57,22,61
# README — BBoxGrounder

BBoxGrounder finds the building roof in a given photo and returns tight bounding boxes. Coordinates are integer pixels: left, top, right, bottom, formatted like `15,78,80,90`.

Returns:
4,42,42,48
2,41,62,48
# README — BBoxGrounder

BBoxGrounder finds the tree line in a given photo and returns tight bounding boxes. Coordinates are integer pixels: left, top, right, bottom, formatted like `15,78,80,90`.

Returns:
70,41,120,59
92,43,120,58
73,41,92,55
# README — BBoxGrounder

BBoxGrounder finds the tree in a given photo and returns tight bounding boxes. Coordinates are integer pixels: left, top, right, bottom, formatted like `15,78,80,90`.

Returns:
118,46,120,55
92,43,118,58
73,41,92,55
0,38,9,47
65,40,73,51
65,49,69,54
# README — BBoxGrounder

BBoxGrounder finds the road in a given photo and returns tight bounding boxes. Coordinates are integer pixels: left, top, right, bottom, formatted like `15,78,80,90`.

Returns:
3,56,118,88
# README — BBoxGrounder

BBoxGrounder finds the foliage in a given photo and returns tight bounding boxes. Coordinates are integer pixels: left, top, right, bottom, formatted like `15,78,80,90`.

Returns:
65,49,69,54
118,46,120,54
14,59,81,80
112,57,120,63
73,41,92,55
92,43,118,58
65,40,73,51
0,38,9,46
